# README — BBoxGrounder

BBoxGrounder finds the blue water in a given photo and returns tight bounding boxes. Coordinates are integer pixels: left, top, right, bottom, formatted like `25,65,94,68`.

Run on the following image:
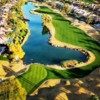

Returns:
22,2,87,65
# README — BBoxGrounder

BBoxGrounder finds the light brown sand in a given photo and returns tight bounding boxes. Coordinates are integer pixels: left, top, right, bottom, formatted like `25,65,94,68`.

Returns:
30,2,96,70
30,68,100,100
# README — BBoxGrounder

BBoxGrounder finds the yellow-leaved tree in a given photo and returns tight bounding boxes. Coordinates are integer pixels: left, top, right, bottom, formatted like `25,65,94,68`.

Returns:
9,44,25,60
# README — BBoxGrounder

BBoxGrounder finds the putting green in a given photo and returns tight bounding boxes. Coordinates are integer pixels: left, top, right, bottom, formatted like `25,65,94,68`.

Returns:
18,64,47,94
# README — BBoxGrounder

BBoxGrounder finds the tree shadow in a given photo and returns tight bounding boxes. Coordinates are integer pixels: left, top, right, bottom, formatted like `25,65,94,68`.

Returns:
35,7,71,23
42,25,50,35
27,80,78,100
35,9,58,15
87,29,97,34
30,67,100,99
83,39,100,47
68,68,92,78
85,46,100,53
68,68,100,100
54,17,71,23
92,35,100,42
3,65,27,77
27,72,100,100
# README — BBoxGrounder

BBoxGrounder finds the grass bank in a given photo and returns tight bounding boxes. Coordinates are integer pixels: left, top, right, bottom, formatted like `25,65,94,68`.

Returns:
35,6,100,70
17,5,100,95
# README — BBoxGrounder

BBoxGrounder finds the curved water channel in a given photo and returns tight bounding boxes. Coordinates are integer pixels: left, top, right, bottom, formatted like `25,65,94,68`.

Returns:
23,2,87,65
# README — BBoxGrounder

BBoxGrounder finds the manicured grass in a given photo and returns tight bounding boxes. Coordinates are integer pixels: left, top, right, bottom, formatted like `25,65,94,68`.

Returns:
17,63,93,94
18,6,100,94
18,64,47,94
35,6,100,70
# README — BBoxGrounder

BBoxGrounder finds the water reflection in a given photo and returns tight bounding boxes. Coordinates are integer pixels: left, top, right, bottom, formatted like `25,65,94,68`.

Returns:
23,2,87,65
42,25,50,35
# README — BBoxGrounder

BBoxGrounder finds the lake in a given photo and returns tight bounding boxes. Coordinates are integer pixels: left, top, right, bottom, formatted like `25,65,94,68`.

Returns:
22,2,87,65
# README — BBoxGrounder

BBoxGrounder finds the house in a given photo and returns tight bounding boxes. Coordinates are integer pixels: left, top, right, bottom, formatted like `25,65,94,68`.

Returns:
0,8,3,15
0,17,6,26
94,24,100,31
0,47,5,55
55,1,64,10
0,34,7,44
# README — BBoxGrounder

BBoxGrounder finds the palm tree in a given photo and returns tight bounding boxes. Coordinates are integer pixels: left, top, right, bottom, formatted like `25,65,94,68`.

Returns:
51,2,56,9
86,16,93,24
64,4,71,14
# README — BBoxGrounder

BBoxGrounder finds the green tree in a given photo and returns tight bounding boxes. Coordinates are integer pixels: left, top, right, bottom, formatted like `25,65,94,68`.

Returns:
0,78,27,100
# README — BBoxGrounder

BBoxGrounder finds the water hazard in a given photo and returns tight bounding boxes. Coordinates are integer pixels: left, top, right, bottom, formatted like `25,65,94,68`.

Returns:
23,2,87,65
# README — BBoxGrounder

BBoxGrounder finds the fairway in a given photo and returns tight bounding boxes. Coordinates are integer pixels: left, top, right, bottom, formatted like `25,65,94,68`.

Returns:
18,64,47,94
0,0,100,99
17,5,100,95
35,6,100,70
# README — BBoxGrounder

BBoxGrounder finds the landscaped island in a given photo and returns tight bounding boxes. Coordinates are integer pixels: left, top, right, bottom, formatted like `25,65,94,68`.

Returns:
0,0,100,99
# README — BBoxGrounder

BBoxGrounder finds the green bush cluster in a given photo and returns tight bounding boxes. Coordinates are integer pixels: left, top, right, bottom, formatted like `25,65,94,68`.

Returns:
6,0,28,45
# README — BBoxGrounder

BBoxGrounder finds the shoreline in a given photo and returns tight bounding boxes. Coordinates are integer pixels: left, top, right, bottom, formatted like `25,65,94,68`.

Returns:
0,1,96,79
45,18,95,68
30,5,96,69
21,24,30,47
0,60,30,80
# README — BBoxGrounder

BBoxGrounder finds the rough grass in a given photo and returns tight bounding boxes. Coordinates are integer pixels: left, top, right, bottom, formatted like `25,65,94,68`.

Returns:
0,55,8,61
18,64,47,94
83,0,95,3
